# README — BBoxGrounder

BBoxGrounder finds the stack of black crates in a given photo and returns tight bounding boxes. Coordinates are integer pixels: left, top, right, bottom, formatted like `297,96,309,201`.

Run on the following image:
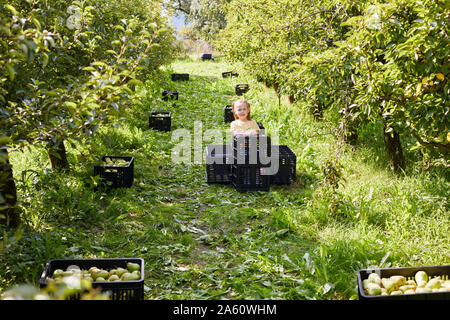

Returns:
205,145,233,184
205,134,296,192
232,134,272,192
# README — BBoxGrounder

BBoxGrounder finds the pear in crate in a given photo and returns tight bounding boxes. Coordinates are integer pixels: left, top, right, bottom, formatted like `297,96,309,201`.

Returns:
127,262,140,272
390,275,406,288
368,273,381,285
415,270,428,287
425,278,441,289
108,274,120,281
381,278,396,293
366,283,382,296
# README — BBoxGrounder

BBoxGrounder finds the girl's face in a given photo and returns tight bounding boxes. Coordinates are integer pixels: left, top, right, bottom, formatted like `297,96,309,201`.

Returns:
234,103,249,120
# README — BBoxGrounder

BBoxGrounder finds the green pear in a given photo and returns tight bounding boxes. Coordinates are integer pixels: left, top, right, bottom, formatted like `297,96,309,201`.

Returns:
116,267,127,277
132,270,141,278
368,273,381,285
46,277,56,285
108,274,120,281
366,283,381,296
399,285,415,292
425,278,441,289
415,287,432,293
126,262,140,272
390,275,406,288
381,278,396,293
121,272,140,281
443,280,450,289
390,290,402,295
109,268,118,276
406,279,417,287
95,277,106,281
89,267,101,276
52,269,64,278
92,269,109,280
415,271,428,287
363,279,369,290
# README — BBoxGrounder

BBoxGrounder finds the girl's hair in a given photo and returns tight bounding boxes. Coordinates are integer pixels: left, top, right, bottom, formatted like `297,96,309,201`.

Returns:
232,99,252,120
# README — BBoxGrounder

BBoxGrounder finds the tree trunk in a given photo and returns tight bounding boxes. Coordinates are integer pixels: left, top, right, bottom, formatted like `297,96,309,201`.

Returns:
288,94,295,104
383,125,405,173
47,138,69,170
310,103,323,120
0,148,19,227
344,123,358,146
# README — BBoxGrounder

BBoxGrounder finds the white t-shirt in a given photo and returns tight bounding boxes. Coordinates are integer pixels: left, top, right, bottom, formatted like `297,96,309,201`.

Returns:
230,119,260,134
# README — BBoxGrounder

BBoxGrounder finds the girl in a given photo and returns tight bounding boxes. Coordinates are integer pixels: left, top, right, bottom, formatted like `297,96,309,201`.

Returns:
230,99,260,135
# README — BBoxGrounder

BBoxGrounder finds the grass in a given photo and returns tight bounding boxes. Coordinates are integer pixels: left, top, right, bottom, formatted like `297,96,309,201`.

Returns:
1,55,449,300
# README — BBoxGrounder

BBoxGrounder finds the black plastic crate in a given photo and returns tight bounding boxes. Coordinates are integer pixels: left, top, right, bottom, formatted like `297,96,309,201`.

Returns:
162,90,178,101
171,73,189,81
224,105,234,123
39,258,145,300
149,111,171,131
357,265,450,300
231,164,270,192
233,134,271,166
205,145,233,184
269,145,296,185
93,156,134,188
201,53,214,61
257,122,265,132
235,84,249,95
222,71,239,78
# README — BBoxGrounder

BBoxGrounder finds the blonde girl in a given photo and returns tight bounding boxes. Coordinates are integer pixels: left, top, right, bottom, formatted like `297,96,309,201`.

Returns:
230,99,260,135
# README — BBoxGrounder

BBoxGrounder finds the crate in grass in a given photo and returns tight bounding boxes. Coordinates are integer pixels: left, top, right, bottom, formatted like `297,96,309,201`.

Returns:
224,105,234,123
222,71,239,78
235,84,249,95
357,265,450,300
171,73,189,81
93,156,134,188
205,145,233,184
233,134,271,166
269,145,296,185
231,164,270,192
39,258,145,300
201,53,214,61
149,111,171,131
162,90,178,101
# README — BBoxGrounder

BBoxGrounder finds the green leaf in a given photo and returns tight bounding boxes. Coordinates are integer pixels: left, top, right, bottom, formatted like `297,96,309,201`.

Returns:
5,4,18,15
5,64,15,81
